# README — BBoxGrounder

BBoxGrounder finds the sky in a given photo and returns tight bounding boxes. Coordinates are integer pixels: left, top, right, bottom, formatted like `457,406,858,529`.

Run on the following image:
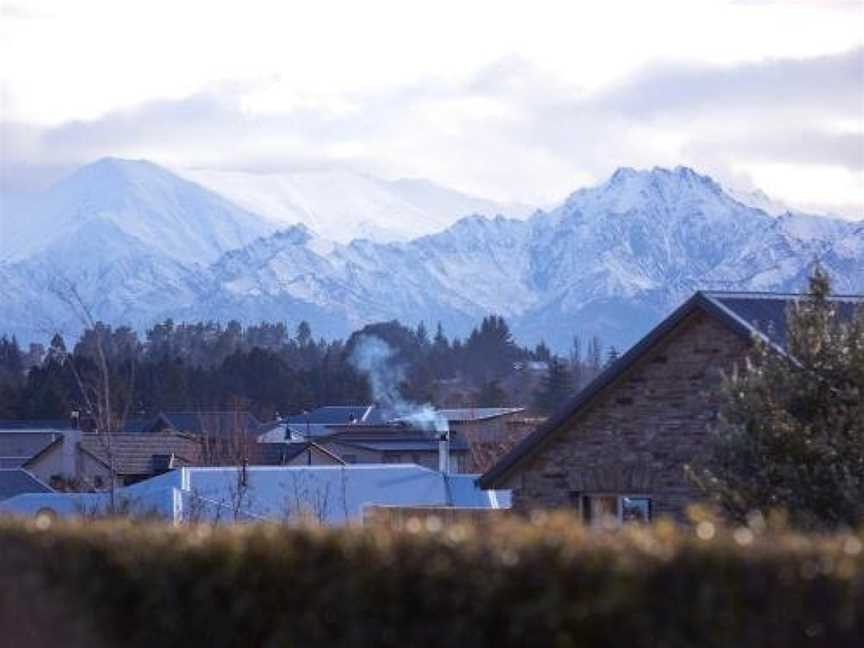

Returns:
1,0,863,218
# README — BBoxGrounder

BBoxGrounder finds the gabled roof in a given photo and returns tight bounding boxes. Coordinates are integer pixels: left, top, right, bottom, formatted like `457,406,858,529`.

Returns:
703,291,864,350
480,290,863,489
80,432,202,476
0,468,54,500
250,441,346,466
0,430,63,468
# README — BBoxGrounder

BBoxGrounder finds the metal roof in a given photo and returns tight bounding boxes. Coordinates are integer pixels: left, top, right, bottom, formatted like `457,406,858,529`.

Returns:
0,419,78,430
480,290,863,489
0,465,510,523
436,407,525,422
704,291,864,350
0,468,53,500
156,411,262,436
282,405,377,426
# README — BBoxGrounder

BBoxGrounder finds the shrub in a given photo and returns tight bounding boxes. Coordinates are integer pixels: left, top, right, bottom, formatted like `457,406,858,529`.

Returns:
0,514,862,648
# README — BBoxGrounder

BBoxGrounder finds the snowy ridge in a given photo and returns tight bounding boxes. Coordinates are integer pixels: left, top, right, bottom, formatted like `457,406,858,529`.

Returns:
1,160,861,349
178,167,533,244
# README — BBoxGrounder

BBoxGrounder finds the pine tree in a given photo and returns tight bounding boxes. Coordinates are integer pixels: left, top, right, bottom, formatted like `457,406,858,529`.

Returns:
689,269,864,529
588,336,603,372
533,357,572,414
476,379,508,407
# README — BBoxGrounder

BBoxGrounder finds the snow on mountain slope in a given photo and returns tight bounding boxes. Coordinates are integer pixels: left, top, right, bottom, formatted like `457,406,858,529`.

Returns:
0,218,211,341
0,158,277,265
179,167,532,243
191,166,861,350
1,161,861,350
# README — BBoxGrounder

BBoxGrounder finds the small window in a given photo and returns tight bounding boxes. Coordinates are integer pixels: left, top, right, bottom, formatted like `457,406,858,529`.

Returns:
383,454,403,464
580,494,652,526
621,496,652,523
343,454,357,464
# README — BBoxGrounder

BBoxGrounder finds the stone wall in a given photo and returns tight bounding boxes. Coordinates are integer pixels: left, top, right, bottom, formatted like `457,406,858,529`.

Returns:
500,310,749,520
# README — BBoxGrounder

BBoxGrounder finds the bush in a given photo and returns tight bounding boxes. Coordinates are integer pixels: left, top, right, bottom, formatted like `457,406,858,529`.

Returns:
0,514,862,648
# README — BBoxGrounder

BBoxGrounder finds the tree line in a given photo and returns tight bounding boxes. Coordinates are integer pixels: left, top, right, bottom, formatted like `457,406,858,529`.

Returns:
0,316,613,422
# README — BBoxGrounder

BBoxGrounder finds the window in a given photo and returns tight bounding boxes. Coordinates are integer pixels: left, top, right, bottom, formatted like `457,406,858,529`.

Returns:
621,496,652,523
577,494,652,526
343,454,357,464
383,454,403,464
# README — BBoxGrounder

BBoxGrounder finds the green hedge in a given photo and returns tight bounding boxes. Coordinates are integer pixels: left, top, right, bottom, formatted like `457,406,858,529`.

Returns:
1,514,862,648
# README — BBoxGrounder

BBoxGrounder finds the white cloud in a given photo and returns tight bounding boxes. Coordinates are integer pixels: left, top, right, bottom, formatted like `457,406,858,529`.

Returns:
1,0,862,217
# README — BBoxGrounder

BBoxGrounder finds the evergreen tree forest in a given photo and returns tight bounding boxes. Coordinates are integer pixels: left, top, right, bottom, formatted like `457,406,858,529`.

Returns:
0,317,607,422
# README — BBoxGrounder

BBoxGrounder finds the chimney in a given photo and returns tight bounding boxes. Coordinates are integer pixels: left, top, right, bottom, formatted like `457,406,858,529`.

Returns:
437,426,450,474
61,427,81,480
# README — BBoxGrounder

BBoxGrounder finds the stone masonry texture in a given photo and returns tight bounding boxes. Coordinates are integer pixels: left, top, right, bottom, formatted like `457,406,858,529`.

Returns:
500,309,750,520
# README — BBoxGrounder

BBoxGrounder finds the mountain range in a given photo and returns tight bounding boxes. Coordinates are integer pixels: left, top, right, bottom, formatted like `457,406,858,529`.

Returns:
1,158,861,351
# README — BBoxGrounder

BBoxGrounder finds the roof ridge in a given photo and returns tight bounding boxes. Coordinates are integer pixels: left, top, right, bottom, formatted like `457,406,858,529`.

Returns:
700,290,864,300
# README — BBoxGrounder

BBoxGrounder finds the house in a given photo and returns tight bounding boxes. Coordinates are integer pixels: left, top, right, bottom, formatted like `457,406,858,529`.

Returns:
135,411,262,437
315,422,470,471
0,464,510,525
0,469,53,501
258,406,527,472
479,291,864,523
20,429,201,488
249,441,346,466
0,427,66,469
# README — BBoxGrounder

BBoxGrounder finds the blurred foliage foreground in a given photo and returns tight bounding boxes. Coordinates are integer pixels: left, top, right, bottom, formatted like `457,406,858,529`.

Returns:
0,513,862,648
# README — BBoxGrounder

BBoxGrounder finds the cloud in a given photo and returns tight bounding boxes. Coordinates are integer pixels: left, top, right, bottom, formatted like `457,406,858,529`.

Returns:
1,48,862,217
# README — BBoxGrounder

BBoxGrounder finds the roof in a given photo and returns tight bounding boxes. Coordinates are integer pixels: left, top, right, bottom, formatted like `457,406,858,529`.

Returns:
121,416,163,433
0,464,510,524
282,405,378,426
249,441,346,466
0,419,77,430
436,407,525,422
480,290,863,489
155,411,262,436
79,432,202,476
0,430,63,468
0,468,53,500
324,425,470,452
703,291,864,350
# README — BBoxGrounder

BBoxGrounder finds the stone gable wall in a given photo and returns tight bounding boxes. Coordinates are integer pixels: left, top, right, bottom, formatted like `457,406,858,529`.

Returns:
501,310,749,520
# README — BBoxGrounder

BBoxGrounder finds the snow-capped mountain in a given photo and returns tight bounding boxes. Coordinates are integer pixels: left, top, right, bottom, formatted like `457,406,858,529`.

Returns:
179,167,533,243
0,158,276,266
1,160,861,349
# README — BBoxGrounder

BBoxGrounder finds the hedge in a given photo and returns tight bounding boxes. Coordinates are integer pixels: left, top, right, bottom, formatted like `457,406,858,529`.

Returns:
0,514,862,648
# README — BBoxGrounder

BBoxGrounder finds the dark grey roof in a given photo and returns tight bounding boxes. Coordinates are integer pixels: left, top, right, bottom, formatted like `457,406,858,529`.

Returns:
249,442,346,465
436,407,525,422
705,292,864,350
0,431,63,468
480,290,863,489
121,416,164,433
0,419,78,430
324,425,470,452
0,469,53,500
282,405,376,426
156,411,261,436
